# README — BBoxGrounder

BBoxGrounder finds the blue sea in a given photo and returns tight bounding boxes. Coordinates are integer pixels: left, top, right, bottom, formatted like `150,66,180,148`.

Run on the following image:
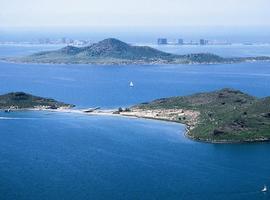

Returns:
0,44,270,200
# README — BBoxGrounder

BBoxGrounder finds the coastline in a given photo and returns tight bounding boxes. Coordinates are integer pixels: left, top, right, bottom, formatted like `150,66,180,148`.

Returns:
2,107,270,144
2,58,270,66
0,58,229,66
120,110,270,144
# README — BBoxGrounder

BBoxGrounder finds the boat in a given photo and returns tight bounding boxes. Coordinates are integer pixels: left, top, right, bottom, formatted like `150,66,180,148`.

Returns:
129,81,134,87
262,185,267,192
82,107,100,113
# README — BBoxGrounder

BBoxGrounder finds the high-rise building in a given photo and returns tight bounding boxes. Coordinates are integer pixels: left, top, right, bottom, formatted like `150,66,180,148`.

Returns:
178,39,184,45
157,38,167,45
61,37,66,44
200,39,208,45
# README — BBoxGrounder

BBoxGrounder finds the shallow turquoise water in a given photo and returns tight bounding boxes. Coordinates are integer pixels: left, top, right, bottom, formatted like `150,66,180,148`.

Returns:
0,45,270,200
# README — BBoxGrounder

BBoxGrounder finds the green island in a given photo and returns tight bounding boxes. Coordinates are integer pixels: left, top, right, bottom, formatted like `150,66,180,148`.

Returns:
0,92,74,110
2,89,270,143
5,38,270,65
121,88,270,143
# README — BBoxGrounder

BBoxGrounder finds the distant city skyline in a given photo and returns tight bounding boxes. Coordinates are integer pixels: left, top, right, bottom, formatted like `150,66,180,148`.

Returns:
1,0,270,28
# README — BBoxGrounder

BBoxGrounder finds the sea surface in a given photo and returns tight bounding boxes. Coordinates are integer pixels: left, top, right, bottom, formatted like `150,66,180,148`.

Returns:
0,44,270,200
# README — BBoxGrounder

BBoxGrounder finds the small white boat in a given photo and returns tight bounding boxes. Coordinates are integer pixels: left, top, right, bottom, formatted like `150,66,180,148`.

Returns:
82,107,100,113
129,81,134,87
262,185,267,192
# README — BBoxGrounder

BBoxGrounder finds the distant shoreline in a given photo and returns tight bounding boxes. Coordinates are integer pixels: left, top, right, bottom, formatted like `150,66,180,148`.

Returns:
4,38,270,66
3,58,270,66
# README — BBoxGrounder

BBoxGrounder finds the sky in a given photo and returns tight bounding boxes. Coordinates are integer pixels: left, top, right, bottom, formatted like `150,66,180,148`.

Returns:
1,0,270,28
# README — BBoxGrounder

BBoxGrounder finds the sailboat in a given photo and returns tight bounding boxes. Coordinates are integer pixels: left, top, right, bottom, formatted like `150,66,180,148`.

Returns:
262,185,267,192
129,81,134,87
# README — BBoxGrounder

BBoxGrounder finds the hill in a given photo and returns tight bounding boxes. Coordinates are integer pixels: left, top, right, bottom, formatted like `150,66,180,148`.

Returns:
6,38,270,65
0,92,74,109
125,88,270,143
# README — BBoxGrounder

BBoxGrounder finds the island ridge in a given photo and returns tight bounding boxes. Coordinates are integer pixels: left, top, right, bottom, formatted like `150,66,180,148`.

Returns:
5,38,270,65
121,88,270,143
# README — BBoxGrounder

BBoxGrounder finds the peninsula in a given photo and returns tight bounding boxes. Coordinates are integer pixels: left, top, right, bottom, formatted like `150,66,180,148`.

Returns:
0,92,74,110
120,88,270,143
1,89,270,143
5,38,270,65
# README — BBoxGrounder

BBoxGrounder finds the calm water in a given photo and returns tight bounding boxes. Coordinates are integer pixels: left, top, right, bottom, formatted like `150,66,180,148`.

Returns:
0,45,270,200
0,61,270,108
150,44,270,58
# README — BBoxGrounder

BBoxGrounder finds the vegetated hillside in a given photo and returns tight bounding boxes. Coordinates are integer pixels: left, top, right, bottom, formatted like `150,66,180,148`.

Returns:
0,92,73,109
8,38,269,65
134,88,270,142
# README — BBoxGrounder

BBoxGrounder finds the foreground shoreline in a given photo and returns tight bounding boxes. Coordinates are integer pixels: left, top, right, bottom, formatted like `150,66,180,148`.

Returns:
2,107,270,144
119,110,270,144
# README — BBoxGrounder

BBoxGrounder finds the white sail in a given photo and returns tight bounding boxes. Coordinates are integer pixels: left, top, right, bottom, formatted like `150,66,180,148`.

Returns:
129,81,134,87
262,185,267,192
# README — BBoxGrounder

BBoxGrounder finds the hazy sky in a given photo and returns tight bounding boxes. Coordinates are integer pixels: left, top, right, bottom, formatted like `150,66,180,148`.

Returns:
1,0,270,27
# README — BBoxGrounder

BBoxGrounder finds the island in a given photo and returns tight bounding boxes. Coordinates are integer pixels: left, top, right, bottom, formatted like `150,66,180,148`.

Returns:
120,88,270,143
2,90,270,143
0,92,74,110
5,38,270,65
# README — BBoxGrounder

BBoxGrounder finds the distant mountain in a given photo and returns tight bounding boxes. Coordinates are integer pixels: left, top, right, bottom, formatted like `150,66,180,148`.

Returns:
6,38,270,65
0,92,73,109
